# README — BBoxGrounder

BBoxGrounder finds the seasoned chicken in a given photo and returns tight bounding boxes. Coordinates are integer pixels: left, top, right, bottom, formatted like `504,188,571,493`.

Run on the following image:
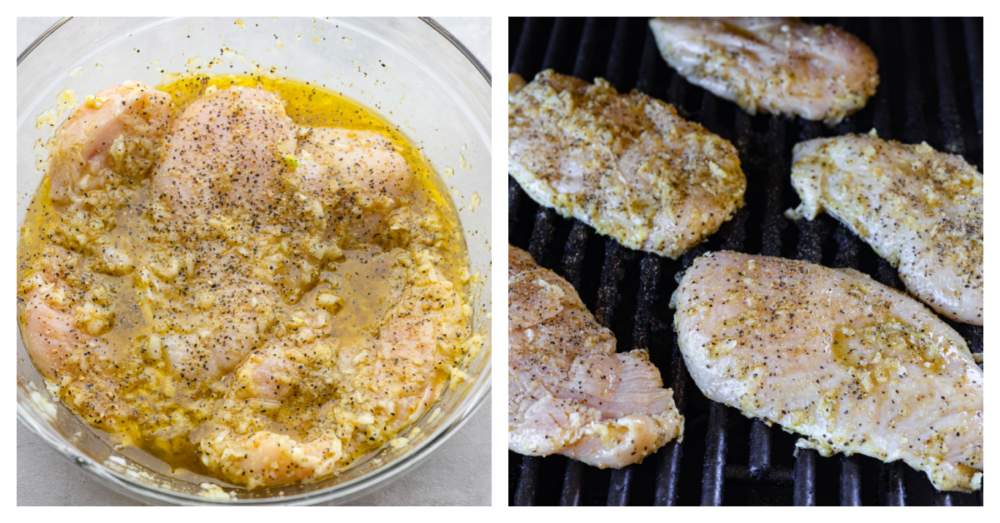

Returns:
508,73,527,100
672,251,982,492
20,244,138,431
21,245,107,380
152,85,297,222
649,17,879,126
294,127,412,243
48,81,173,204
20,78,474,490
201,254,466,488
508,70,746,259
156,275,279,394
294,127,411,202
787,131,983,325
508,245,682,468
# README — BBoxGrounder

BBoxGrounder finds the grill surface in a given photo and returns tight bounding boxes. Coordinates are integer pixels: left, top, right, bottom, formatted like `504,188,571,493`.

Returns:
508,17,983,507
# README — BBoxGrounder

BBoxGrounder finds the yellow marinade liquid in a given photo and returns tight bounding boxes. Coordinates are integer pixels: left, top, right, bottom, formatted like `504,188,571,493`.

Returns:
17,75,473,487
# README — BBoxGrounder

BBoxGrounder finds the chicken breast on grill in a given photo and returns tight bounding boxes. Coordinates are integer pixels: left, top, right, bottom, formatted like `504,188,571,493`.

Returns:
787,131,983,325
672,251,982,492
649,17,879,126
508,70,746,260
509,245,682,468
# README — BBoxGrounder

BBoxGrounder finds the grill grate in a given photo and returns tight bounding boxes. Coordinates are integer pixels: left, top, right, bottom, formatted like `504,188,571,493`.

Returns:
508,17,983,506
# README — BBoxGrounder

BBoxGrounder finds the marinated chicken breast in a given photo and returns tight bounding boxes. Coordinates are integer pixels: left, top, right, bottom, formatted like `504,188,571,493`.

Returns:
508,70,745,259
672,251,982,492
649,17,879,126
200,254,466,488
20,78,473,490
20,243,141,431
48,81,172,204
787,131,983,325
508,245,682,468
294,127,411,202
508,73,527,100
152,85,297,222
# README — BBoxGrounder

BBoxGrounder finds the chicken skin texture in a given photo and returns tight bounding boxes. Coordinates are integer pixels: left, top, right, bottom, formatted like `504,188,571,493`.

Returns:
508,245,682,468
508,70,745,259
672,251,982,492
787,131,983,325
649,17,879,126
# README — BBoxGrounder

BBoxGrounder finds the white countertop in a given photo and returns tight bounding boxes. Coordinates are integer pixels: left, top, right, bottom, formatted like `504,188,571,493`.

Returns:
16,16,491,507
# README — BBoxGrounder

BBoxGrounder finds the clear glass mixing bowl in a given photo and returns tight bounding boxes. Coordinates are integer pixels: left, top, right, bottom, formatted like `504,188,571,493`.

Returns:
16,17,491,505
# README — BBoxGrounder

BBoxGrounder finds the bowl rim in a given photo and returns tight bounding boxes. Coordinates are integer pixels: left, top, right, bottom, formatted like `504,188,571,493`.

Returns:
17,17,493,89
16,15,491,505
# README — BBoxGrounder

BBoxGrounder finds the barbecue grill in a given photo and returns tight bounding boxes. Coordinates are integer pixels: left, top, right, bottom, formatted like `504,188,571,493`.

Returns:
507,17,983,506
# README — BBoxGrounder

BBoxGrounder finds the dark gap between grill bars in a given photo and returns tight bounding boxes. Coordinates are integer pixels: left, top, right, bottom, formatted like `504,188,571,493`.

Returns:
508,17,983,506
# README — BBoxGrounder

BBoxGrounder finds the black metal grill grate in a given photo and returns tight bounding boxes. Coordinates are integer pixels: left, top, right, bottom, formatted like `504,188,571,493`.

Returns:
508,17,983,506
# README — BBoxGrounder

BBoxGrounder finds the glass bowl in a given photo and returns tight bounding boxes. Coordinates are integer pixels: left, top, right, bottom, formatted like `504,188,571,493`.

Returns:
16,17,491,505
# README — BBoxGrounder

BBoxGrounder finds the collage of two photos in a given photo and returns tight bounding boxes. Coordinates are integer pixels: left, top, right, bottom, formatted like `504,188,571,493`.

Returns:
507,16,983,507
15,15,985,507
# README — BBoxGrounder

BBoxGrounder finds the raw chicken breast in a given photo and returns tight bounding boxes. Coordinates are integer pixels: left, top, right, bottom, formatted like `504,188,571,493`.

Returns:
21,77,472,490
295,127,412,244
508,245,682,468
200,254,467,488
295,127,411,201
157,277,279,392
23,289,89,380
649,17,879,125
48,81,173,204
200,429,342,488
19,245,134,430
509,70,746,259
20,245,108,380
787,131,983,325
673,251,982,492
